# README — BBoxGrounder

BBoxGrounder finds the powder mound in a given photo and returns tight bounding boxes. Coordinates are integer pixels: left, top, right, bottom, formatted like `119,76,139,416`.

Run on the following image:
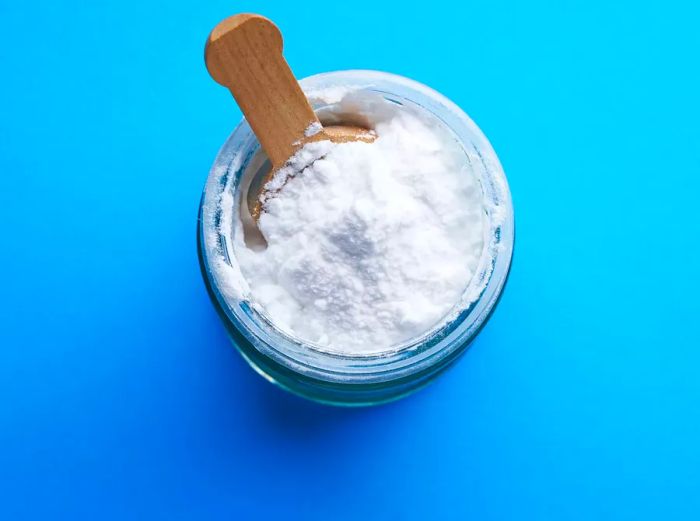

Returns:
235,109,485,354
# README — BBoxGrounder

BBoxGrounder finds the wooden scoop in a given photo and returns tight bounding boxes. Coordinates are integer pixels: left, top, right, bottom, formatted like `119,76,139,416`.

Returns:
205,14,375,221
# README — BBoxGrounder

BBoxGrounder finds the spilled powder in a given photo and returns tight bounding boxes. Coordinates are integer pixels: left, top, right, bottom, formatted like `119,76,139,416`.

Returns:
232,105,486,354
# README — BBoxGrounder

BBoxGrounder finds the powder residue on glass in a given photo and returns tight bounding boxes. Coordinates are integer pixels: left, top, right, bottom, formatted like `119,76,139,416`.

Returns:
224,90,487,354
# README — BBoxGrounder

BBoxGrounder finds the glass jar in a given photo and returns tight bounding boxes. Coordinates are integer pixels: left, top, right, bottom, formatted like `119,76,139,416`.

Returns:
198,70,514,406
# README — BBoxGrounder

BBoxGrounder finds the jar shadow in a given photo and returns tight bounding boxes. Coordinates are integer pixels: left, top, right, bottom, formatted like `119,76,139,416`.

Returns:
240,355,402,437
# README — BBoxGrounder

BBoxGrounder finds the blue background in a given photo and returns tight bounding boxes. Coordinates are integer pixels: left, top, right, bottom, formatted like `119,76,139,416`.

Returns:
1,0,698,518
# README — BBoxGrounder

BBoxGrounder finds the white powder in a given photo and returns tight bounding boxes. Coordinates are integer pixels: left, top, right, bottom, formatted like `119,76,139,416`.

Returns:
231,102,487,354
304,122,323,137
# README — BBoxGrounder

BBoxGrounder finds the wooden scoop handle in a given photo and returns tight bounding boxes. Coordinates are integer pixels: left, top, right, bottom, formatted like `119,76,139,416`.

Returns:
205,14,319,169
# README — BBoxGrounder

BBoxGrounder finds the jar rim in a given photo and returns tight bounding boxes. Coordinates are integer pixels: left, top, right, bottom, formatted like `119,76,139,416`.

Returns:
199,69,514,385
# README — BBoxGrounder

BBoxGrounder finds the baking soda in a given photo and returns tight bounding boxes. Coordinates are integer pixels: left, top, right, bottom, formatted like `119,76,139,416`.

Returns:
231,100,486,353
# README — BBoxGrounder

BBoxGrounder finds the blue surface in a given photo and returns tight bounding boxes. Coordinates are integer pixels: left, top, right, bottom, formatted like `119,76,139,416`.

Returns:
1,0,699,518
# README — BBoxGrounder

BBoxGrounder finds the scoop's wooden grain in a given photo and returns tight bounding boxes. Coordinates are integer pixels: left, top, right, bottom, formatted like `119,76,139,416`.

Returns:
205,14,375,221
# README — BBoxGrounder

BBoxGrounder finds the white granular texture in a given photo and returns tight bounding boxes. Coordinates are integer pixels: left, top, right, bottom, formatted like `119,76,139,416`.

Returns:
304,122,323,137
233,109,485,353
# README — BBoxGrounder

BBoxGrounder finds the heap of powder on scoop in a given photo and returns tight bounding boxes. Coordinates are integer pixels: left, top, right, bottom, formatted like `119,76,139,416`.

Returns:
229,100,487,354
